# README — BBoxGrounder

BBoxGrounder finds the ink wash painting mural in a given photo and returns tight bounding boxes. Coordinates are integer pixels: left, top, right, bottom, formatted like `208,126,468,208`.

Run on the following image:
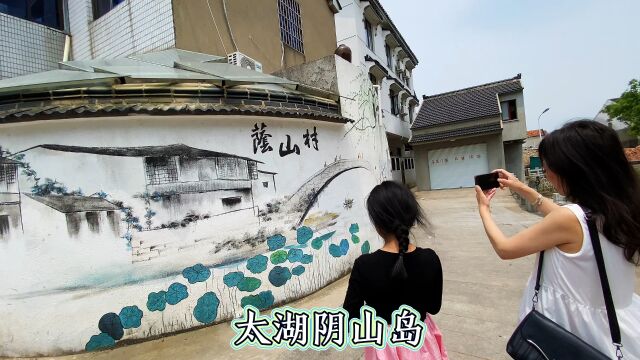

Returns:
0,56,391,356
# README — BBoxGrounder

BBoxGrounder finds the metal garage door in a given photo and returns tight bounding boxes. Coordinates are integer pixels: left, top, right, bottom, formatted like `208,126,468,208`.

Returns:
428,143,489,190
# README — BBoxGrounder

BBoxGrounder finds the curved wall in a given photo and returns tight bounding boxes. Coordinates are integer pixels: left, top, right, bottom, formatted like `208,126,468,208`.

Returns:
0,59,391,356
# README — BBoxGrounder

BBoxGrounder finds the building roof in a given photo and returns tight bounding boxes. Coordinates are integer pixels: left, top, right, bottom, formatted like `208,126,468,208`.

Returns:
412,75,523,130
0,49,349,124
28,144,263,163
410,122,502,144
527,129,547,138
26,195,121,213
364,0,419,65
0,156,20,164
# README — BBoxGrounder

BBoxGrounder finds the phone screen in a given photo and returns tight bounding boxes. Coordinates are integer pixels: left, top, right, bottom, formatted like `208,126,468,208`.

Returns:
474,173,500,190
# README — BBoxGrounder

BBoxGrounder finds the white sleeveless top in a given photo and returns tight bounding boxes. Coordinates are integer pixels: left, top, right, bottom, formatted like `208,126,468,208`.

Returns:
519,204,640,359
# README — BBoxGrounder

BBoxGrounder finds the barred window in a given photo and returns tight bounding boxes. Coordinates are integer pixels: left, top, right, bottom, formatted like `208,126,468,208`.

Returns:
145,157,178,185
278,0,304,53
0,164,17,184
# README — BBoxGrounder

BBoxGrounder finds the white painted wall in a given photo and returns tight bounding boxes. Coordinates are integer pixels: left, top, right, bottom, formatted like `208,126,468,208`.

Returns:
334,0,416,141
0,59,392,356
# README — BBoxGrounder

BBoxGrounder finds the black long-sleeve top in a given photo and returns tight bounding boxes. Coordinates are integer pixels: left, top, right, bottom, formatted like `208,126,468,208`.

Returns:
342,247,443,323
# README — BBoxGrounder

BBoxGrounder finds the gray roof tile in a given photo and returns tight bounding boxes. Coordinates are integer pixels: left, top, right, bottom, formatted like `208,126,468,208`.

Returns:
412,76,523,130
410,122,502,144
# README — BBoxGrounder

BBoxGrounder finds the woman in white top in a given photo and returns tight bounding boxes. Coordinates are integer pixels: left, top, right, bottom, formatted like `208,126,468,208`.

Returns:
476,120,640,359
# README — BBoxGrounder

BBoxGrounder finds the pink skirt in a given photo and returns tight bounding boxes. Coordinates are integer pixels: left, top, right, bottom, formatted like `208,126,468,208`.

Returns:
364,315,449,360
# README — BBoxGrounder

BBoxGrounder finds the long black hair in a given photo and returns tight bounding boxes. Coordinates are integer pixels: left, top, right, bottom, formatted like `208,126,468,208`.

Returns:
539,120,640,264
366,181,428,280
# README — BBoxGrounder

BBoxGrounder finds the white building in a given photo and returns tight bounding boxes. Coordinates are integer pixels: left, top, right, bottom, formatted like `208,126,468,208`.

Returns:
334,0,419,186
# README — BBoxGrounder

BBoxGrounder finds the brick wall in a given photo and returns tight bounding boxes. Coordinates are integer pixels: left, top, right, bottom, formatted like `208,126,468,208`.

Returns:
0,14,67,79
68,0,175,60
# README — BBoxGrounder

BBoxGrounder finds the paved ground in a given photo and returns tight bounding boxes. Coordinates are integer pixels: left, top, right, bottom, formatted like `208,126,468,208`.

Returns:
26,188,640,360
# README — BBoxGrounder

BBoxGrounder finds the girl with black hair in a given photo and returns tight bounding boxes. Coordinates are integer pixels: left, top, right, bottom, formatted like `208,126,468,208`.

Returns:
343,181,448,359
476,120,640,359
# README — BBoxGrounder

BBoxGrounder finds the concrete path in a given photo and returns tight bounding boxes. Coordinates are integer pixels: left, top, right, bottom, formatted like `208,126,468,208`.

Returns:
27,188,640,360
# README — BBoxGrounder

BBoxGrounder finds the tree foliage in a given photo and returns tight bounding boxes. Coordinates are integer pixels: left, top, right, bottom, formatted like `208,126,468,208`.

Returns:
605,79,640,136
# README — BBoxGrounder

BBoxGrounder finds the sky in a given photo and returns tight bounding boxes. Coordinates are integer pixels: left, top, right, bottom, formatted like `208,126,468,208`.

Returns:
383,0,640,131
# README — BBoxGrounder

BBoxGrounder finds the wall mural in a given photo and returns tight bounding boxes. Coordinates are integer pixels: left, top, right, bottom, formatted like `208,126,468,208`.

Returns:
0,61,390,356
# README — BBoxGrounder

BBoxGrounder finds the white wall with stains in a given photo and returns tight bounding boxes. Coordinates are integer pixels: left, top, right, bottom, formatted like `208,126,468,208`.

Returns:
0,57,390,356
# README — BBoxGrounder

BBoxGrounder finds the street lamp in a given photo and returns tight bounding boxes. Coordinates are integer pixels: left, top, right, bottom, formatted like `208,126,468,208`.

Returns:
537,108,550,140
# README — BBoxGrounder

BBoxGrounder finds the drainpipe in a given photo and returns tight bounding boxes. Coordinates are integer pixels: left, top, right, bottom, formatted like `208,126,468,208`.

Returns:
63,35,72,62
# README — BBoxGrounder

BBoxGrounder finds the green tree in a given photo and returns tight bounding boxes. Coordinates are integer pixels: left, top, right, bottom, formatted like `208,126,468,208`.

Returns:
604,79,640,136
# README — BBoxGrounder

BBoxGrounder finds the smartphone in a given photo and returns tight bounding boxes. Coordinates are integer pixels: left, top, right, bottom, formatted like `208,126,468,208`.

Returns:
475,173,500,190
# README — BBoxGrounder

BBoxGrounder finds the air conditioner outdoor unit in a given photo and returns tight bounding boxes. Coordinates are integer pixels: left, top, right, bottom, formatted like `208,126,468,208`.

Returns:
227,52,263,73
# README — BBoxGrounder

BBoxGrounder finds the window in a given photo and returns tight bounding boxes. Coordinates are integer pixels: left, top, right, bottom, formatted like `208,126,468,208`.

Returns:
391,157,396,171
409,106,415,123
364,19,374,51
390,91,400,115
145,157,179,185
278,0,304,53
0,0,65,30
0,164,17,185
92,0,125,20
385,44,393,67
262,182,269,188
501,100,518,121
222,197,242,207
217,158,247,180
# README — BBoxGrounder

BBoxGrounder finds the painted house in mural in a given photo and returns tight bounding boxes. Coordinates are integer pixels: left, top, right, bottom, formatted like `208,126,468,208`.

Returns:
0,156,22,237
23,194,121,239
20,144,277,231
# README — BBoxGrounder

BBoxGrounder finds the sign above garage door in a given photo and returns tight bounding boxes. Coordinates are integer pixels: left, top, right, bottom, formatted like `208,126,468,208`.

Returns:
428,143,489,190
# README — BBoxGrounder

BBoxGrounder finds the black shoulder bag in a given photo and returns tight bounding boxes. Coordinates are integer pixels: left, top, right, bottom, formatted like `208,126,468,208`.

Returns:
506,209,624,360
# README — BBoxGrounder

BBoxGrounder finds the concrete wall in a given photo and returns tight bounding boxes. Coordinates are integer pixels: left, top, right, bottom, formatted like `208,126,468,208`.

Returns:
413,133,505,191
173,0,338,74
504,141,525,181
500,91,527,142
0,13,67,79
272,55,339,95
68,0,175,60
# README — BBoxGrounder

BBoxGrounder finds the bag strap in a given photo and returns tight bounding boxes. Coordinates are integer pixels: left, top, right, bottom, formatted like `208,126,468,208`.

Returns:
583,208,624,358
531,207,624,359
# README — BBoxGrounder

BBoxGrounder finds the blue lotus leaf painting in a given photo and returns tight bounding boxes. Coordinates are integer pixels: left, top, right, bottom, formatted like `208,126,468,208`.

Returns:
240,290,275,310
182,264,211,284
362,241,371,254
119,306,143,329
292,265,306,276
340,239,349,256
351,234,360,244
329,244,342,258
85,333,115,352
315,231,337,242
270,250,288,265
98,313,124,341
246,255,268,274
296,226,313,244
193,292,220,324
267,234,286,251
311,237,324,250
147,291,167,312
166,283,189,305
301,254,313,264
268,266,292,287
237,277,262,292
223,272,245,287
287,248,303,263
349,223,360,234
